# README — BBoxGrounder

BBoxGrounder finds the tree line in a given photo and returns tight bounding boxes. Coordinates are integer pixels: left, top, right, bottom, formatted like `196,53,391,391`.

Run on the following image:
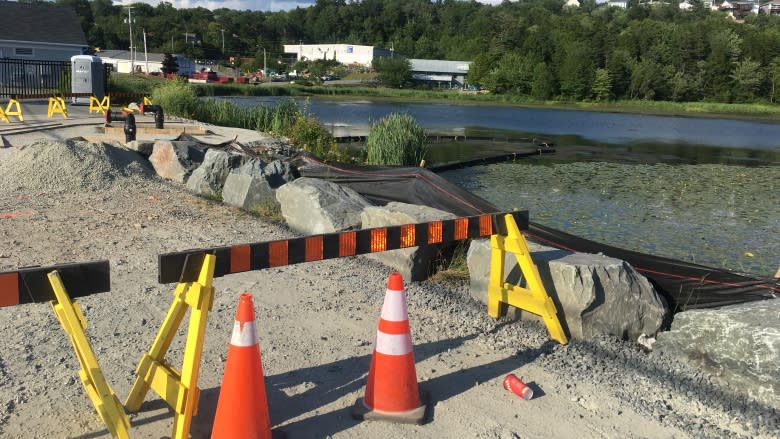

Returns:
53,0,780,103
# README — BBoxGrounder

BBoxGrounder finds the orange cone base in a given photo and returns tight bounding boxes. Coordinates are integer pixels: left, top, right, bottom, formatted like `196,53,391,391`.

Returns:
351,390,429,425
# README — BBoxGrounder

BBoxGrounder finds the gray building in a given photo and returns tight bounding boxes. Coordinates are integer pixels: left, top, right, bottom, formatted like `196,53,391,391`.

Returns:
0,1,87,61
410,59,471,89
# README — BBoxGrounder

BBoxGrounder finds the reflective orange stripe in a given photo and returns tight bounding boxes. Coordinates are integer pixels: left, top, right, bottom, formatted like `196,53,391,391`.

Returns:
305,235,324,262
340,231,356,257
378,318,410,335
0,272,19,307
479,214,493,236
428,221,443,244
455,218,468,240
268,241,288,267
230,244,250,273
370,228,387,253
400,224,416,248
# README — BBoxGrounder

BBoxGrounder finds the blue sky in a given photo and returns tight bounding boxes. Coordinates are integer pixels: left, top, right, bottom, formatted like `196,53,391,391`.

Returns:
114,0,504,13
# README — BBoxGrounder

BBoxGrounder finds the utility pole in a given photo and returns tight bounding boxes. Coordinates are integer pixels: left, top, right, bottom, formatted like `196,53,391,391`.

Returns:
143,29,149,75
263,47,267,76
221,29,225,54
124,7,135,73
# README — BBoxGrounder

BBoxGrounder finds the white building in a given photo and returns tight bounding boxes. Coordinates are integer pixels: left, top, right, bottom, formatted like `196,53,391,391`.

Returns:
410,59,471,89
283,44,393,67
97,50,196,76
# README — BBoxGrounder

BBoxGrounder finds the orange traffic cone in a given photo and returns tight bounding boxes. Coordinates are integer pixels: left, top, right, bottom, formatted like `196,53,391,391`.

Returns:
212,293,272,439
352,272,428,424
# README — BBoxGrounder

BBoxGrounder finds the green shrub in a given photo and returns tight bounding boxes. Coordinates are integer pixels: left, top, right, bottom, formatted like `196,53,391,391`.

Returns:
288,115,349,162
365,112,428,166
151,79,199,119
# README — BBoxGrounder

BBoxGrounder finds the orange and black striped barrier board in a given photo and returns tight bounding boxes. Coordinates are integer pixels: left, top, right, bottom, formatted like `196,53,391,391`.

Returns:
158,210,528,284
0,261,110,307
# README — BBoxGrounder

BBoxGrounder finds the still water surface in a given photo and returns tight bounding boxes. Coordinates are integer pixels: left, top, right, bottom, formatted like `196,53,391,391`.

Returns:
223,96,779,275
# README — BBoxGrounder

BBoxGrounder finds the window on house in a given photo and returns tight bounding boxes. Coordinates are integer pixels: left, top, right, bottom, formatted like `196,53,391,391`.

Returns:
14,48,33,57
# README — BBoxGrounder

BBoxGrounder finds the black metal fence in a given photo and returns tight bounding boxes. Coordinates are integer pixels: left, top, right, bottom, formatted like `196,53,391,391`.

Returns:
0,59,110,98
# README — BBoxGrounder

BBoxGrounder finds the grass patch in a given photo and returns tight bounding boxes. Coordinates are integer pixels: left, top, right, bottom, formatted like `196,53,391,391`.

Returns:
249,199,285,222
365,112,428,166
429,242,471,286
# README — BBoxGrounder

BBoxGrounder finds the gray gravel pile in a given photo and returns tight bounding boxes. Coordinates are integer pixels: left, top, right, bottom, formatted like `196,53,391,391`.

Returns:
0,139,163,194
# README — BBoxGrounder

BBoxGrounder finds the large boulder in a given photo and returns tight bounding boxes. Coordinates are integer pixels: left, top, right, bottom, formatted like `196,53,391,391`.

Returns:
223,159,297,211
147,140,206,183
467,239,668,341
654,299,780,410
361,202,456,281
276,177,372,234
186,148,244,197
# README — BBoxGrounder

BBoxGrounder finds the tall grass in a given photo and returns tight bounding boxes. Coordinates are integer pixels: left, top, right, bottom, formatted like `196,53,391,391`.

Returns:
150,80,344,160
365,113,428,166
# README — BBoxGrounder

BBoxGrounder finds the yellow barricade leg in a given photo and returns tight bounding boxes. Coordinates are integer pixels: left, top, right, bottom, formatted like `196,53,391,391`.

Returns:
4,99,23,122
0,106,7,123
125,254,215,439
143,96,152,105
48,97,68,119
487,214,568,344
48,270,131,439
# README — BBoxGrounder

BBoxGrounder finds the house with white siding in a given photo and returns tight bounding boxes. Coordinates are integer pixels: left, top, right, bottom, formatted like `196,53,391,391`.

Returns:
0,1,87,61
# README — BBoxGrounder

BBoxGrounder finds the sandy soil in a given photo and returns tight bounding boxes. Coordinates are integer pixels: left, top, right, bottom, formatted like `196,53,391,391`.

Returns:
0,124,775,439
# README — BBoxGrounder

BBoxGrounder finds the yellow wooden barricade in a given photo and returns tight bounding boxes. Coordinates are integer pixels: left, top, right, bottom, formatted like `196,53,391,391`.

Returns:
488,213,568,344
48,270,131,439
4,98,23,122
125,253,216,439
89,95,110,113
47,96,68,119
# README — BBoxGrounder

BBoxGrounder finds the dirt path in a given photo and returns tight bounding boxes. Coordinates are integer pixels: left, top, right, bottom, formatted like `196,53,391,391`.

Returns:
0,136,773,439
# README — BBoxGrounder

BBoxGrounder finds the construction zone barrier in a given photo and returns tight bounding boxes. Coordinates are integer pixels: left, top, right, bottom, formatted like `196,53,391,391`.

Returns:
0,261,110,307
0,98,23,123
488,213,568,344
125,253,216,439
0,261,129,438
47,96,68,119
352,272,428,424
211,293,274,439
158,211,527,284
90,95,110,114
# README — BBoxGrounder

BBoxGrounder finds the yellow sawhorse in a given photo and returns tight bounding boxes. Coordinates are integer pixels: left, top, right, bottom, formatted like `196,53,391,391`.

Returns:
48,96,68,119
125,253,215,439
90,95,110,114
3,98,23,122
488,213,569,345
48,270,131,439
143,96,152,105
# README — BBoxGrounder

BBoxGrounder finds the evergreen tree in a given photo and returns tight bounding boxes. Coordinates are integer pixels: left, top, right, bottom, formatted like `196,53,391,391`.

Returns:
161,53,179,75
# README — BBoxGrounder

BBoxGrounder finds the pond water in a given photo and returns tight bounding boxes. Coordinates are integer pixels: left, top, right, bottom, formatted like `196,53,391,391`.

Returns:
221,96,780,276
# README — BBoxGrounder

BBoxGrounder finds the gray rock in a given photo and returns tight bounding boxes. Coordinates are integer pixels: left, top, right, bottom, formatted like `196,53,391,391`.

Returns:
222,158,298,211
361,202,456,281
186,148,244,197
124,140,154,156
147,140,206,183
655,299,780,410
467,239,668,341
276,177,372,234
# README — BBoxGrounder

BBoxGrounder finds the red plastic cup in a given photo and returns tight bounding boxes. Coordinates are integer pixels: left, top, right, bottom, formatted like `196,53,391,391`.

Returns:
503,373,533,400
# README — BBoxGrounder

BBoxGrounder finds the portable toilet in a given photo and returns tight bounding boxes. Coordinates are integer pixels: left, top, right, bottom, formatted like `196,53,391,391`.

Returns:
71,55,105,105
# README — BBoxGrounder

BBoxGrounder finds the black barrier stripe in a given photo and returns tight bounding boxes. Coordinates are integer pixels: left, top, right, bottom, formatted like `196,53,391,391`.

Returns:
0,261,110,307
157,211,529,284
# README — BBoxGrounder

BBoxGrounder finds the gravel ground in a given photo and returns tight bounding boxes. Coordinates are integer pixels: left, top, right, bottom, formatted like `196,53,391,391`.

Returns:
0,136,776,438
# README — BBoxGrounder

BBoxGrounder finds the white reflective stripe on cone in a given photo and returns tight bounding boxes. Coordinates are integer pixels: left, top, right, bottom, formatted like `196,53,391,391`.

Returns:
230,320,257,347
375,331,413,356
380,289,409,322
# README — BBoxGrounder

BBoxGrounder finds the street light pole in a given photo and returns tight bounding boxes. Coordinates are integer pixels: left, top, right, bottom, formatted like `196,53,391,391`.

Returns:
221,29,225,54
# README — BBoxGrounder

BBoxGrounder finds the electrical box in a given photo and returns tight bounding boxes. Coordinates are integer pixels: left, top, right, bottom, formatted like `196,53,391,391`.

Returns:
70,55,105,105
